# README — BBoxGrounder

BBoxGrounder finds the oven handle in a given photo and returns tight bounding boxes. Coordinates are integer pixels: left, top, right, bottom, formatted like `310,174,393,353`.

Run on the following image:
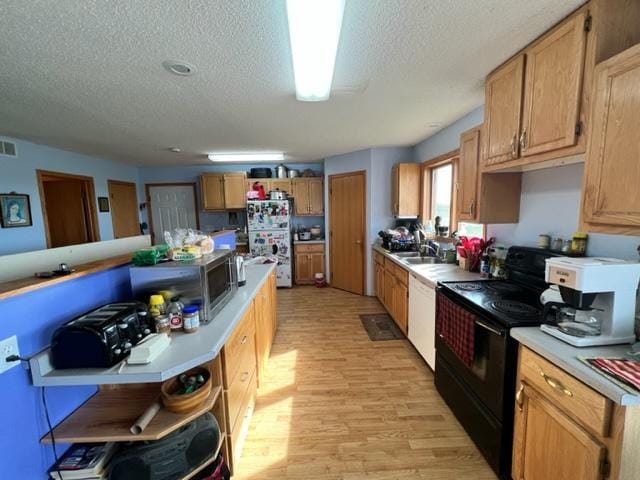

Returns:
475,319,506,337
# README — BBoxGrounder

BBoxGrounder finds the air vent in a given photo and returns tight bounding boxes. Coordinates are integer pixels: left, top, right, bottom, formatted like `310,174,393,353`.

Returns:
0,140,17,157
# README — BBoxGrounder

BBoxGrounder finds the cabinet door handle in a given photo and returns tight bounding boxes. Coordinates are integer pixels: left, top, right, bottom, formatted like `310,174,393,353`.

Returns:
510,133,517,157
540,370,573,397
516,383,524,412
240,371,249,382
241,335,248,344
470,199,476,218
519,128,528,151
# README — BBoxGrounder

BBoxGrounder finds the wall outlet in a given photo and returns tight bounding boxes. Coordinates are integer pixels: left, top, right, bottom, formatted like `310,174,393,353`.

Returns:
0,335,20,374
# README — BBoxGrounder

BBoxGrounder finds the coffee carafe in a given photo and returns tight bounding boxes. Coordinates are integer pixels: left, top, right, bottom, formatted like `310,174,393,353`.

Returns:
542,301,602,337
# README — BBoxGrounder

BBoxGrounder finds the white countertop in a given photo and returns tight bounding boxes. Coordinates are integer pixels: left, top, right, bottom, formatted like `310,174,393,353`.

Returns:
511,327,640,406
29,264,275,386
373,244,481,288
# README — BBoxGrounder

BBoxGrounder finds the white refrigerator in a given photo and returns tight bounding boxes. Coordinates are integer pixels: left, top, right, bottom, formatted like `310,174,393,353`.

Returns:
247,200,292,287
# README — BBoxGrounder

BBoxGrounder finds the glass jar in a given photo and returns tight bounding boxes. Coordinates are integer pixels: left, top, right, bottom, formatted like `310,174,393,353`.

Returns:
154,315,171,334
571,232,588,255
183,305,200,333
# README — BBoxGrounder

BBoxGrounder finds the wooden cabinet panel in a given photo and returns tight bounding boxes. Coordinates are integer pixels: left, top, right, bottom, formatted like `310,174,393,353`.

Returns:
201,174,225,210
393,280,408,334
269,179,292,194
374,262,385,303
223,172,248,209
255,281,274,385
582,43,640,233
513,384,605,480
521,12,587,157
294,244,325,284
484,55,525,166
226,333,257,431
457,127,480,221
383,269,395,315
308,178,324,215
391,163,420,217
222,306,256,388
229,369,256,464
292,178,323,215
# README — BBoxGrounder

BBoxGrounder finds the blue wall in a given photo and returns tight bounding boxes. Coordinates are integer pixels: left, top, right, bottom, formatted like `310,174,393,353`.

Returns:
138,162,325,233
0,265,133,479
0,136,141,255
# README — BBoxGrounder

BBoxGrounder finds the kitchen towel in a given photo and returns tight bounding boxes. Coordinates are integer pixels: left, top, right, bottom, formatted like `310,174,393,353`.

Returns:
436,293,475,367
580,357,640,394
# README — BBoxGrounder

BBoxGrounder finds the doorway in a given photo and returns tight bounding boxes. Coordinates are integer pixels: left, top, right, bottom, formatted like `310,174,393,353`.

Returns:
146,183,199,244
37,170,100,248
329,171,366,295
108,180,140,239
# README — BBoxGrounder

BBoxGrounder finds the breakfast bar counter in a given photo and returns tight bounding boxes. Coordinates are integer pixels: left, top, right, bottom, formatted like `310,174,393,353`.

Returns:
29,263,276,386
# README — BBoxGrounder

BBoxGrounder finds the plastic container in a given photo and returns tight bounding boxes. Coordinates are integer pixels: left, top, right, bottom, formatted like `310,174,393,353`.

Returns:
314,273,326,288
183,305,200,333
168,296,184,331
149,294,167,317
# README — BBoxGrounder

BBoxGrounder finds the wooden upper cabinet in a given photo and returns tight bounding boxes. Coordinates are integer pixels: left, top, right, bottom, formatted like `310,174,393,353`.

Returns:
391,163,420,217
201,172,246,210
512,385,605,480
457,127,481,221
223,172,248,209
201,173,225,211
582,43,640,234
269,179,292,194
292,178,323,216
520,11,588,157
484,55,525,166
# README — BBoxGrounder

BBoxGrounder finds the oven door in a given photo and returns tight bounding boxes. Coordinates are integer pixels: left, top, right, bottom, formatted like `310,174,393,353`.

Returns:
204,254,237,322
434,287,511,421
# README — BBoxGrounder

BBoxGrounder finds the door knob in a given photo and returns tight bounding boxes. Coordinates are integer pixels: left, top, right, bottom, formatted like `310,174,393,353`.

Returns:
355,240,362,245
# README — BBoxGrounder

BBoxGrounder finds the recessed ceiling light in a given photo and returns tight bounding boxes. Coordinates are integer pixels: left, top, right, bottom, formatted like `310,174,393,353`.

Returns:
286,0,345,101
168,147,181,153
162,60,196,76
208,153,285,163
428,122,442,128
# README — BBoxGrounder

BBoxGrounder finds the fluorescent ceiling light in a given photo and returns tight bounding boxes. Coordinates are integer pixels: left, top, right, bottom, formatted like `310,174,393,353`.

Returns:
286,0,345,101
208,153,285,162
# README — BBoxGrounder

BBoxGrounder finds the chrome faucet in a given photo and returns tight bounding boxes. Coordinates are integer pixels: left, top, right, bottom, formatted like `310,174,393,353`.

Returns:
420,241,440,258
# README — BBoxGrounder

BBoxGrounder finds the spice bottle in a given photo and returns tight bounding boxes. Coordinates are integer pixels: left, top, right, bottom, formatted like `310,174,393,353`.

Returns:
168,296,184,331
154,315,171,334
571,232,588,255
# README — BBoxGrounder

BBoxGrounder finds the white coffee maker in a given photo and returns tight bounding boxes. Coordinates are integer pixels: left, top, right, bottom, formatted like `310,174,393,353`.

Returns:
540,257,640,347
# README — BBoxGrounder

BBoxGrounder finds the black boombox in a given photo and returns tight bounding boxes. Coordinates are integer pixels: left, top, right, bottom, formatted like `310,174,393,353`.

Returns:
109,413,221,480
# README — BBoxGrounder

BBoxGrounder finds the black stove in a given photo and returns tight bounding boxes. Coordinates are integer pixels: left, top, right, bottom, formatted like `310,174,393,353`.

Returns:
441,280,542,328
434,246,566,480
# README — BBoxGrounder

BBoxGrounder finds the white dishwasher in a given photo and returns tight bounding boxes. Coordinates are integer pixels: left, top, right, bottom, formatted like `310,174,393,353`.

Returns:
408,273,436,370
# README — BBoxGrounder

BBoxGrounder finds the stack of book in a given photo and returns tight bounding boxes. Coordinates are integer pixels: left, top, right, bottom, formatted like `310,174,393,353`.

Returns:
49,443,117,480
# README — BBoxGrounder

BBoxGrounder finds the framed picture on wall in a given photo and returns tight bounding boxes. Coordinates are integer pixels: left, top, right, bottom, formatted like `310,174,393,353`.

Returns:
0,193,32,228
98,196,110,212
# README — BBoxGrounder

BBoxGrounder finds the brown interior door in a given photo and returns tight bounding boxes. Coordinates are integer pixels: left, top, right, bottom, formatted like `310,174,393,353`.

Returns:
43,180,91,248
329,171,365,295
108,180,139,239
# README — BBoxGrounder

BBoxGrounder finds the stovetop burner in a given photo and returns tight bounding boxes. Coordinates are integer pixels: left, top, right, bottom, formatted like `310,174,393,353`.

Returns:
485,282,522,294
488,300,541,317
453,283,484,292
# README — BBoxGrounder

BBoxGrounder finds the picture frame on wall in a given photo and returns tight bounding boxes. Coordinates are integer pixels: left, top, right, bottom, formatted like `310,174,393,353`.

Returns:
98,196,110,212
0,193,33,228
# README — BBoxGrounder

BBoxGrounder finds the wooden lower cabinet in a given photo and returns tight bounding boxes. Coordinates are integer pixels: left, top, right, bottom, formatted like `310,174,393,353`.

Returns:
374,253,409,335
294,243,325,284
512,346,640,480
221,270,277,474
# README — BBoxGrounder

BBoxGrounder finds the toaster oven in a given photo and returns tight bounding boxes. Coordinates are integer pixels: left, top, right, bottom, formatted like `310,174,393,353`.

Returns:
129,250,237,324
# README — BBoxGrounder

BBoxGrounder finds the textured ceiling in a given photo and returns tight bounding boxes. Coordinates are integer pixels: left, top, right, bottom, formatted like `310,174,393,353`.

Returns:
0,0,584,166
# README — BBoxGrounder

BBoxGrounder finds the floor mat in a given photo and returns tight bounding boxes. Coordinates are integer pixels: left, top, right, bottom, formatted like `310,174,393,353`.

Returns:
359,313,405,341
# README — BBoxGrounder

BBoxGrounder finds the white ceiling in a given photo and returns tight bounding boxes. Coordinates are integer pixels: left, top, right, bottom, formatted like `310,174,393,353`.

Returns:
0,0,584,166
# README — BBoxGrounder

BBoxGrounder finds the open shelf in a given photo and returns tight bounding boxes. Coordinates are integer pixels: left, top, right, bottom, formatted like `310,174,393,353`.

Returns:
41,384,222,444
180,435,226,480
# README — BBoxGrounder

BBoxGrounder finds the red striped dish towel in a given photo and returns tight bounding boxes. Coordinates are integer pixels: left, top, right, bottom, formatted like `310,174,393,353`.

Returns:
584,357,640,394
436,292,475,367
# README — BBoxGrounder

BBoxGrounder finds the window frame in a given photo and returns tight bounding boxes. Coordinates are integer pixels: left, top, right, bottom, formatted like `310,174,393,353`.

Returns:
420,149,459,235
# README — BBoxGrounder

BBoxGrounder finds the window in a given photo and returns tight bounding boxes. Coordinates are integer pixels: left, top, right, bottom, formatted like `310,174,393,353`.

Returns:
430,163,452,228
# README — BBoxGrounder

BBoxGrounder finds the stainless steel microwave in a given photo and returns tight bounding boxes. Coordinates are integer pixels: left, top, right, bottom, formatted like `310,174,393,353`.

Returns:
129,250,237,324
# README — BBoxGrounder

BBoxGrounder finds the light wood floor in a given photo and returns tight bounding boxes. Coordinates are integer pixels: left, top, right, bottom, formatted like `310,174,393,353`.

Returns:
234,287,496,480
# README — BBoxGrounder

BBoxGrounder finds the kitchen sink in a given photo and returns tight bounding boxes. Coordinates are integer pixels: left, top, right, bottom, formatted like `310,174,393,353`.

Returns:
402,256,443,265
392,251,420,258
